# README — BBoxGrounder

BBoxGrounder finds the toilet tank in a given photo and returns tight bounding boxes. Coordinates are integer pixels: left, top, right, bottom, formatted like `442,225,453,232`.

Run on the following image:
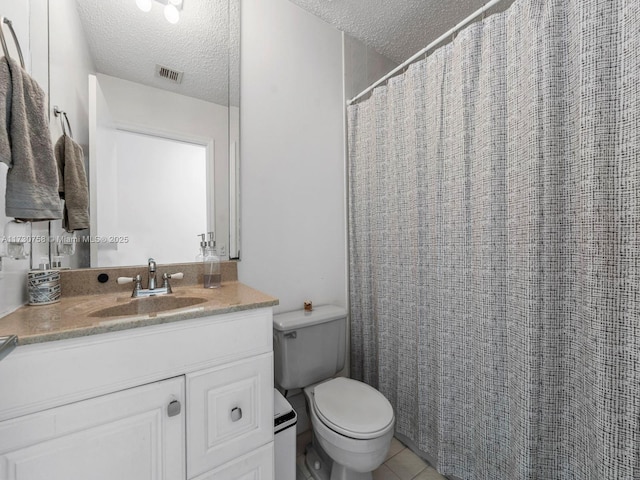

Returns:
273,305,347,390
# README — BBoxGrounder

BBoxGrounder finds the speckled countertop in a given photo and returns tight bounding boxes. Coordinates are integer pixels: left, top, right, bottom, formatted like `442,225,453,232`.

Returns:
0,263,278,346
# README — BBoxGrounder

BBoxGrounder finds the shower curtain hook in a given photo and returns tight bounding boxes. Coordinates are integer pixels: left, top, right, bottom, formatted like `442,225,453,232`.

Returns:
422,47,430,63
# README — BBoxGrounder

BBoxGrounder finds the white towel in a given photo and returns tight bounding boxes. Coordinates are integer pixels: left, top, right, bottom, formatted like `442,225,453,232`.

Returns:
0,57,61,221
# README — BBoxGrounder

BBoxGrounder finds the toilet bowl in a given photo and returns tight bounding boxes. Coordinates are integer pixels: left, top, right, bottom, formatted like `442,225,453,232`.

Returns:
304,377,395,480
272,306,395,480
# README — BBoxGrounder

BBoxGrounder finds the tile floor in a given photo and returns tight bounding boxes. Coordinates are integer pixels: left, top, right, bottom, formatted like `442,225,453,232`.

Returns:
295,431,447,480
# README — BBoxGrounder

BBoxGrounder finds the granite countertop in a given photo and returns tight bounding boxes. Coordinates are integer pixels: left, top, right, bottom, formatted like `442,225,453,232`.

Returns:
0,282,279,346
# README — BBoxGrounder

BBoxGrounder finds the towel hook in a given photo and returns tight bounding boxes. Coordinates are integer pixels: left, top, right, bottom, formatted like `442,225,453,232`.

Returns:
0,17,25,68
53,106,74,139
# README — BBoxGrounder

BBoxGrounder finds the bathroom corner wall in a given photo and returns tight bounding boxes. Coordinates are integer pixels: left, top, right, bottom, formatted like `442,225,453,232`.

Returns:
239,0,347,314
48,0,96,270
343,34,399,101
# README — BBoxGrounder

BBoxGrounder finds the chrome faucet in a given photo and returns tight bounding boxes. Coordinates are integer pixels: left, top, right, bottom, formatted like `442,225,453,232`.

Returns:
148,258,157,290
116,258,184,298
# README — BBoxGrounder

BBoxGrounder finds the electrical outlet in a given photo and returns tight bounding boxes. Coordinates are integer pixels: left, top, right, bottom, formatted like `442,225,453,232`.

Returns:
218,245,226,256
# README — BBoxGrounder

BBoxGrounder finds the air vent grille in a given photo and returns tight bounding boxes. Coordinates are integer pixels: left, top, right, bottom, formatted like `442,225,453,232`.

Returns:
155,64,184,84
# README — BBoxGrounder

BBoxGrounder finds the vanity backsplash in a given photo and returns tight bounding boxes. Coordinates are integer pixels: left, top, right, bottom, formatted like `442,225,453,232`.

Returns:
59,261,238,297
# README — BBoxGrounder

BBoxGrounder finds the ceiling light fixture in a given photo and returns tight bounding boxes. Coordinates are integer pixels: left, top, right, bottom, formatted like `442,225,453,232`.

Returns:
164,3,180,24
136,0,184,24
136,0,153,12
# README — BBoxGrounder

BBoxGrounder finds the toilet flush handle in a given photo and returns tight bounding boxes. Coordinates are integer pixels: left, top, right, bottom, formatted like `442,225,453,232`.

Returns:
284,331,297,339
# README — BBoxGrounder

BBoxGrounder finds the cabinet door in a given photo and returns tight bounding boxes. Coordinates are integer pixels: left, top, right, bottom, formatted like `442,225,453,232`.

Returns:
0,377,185,480
192,443,273,480
187,353,273,477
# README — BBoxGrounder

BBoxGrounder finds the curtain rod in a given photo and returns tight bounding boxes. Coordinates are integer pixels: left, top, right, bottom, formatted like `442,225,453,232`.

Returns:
347,0,506,105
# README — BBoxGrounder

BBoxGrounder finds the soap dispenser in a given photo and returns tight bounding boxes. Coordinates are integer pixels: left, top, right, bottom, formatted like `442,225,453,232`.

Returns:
196,234,207,262
203,232,221,289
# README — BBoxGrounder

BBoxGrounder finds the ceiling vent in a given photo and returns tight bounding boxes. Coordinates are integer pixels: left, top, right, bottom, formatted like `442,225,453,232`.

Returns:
155,64,184,84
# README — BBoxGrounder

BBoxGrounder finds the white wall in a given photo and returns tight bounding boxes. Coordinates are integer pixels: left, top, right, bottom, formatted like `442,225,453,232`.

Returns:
95,74,230,260
0,0,48,317
48,0,96,269
49,0,94,148
239,0,347,314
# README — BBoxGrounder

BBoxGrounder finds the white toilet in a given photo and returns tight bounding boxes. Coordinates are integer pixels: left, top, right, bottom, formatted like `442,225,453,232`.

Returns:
273,305,395,480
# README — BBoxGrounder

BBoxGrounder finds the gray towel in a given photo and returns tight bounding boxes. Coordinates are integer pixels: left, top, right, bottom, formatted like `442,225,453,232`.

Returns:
55,134,89,232
0,57,61,221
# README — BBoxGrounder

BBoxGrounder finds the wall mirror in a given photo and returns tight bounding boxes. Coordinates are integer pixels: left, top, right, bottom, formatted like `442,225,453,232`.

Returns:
47,0,240,268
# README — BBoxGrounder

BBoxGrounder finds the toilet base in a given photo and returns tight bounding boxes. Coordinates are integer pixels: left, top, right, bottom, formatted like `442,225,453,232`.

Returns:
306,443,330,480
305,440,373,480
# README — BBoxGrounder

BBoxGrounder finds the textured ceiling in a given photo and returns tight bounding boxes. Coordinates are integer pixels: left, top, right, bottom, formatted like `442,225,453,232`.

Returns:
76,0,505,105
288,0,490,64
75,0,232,105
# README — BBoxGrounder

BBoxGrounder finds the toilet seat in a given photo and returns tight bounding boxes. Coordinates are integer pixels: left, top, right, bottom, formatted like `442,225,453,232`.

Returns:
312,377,394,440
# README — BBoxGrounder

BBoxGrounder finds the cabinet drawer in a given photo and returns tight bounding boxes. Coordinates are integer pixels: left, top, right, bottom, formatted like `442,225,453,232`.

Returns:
187,353,273,477
192,442,274,480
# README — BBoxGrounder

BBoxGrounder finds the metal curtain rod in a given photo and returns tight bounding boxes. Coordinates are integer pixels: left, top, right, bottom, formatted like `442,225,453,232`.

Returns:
348,0,505,105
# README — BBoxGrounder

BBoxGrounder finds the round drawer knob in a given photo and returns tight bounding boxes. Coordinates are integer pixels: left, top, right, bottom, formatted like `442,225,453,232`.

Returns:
230,406,242,422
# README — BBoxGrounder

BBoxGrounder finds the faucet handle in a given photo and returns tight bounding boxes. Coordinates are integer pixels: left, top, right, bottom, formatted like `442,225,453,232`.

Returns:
118,275,143,297
117,276,137,284
162,272,183,294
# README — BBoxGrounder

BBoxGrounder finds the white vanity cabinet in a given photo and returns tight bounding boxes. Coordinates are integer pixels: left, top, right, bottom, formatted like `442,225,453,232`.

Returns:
0,377,185,480
192,444,274,480
0,307,275,480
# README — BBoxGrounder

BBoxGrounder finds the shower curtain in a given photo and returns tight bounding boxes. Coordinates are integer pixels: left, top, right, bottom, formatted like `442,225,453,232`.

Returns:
348,0,639,479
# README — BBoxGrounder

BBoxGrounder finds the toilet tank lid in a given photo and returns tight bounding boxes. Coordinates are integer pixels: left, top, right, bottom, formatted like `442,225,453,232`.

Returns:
273,305,347,331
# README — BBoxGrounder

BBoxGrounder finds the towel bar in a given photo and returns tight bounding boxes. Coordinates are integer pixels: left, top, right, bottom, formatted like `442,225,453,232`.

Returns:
54,106,74,138
0,16,25,68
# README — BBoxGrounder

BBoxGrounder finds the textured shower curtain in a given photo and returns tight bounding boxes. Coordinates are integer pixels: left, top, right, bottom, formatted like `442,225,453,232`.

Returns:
348,0,639,479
